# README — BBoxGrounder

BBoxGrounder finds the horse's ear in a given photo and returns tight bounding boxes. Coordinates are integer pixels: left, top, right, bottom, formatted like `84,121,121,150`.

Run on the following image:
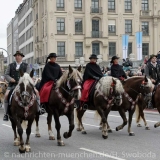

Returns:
30,69,34,78
77,65,81,72
69,65,73,74
144,75,148,82
19,69,24,77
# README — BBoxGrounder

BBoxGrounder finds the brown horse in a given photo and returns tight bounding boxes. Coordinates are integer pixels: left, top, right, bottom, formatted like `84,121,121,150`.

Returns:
9,70,38,153
99,76,153,136
76,76,124,139
45,66,82,146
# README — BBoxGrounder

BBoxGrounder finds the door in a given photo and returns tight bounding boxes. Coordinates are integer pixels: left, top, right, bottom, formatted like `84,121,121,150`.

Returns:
92,43,100,55
92,20,99,37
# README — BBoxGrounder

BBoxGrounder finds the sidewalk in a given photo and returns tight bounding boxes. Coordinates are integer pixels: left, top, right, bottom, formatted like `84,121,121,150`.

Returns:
144,108,159,115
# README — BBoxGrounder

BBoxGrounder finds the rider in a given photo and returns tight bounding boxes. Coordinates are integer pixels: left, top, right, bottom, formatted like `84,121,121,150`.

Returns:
145,54,160,108
39,53,62,92
110,56,127,80
3,51,43,121
79,54,103,108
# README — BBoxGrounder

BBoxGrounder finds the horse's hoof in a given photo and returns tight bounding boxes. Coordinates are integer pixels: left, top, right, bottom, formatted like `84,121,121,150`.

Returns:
129,132,135,136
63,132,69,139
14,138,20,146
102,135,108,139
77,128,82,131
116,127,119,131
35,134,41,137
154,124,157,128
49,136,55,140
81,131,87,134
108,129,113,133
25,146,31,152
19,147,26,153
145,126,150,130
57,141,65,146
137,124,142,127
99,127,102,130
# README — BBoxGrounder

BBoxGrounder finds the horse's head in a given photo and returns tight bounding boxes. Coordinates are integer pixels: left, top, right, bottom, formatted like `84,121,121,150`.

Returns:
139,76,153,102
111,78,124,106
57,65,82,100
17,70,35,106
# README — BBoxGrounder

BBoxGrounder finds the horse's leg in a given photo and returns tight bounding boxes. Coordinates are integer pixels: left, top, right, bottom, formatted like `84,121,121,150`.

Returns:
116,109,127,131
63,110,74,139
11,119,19,146
76,109,86,134
97,108,108,139
140,110,150,130
16,119,26,153
25,118,34,152
154,105,160,128
47,113,55,140
128,109,135,136
53,110,64,146
105,110,113,133
35,113,41,137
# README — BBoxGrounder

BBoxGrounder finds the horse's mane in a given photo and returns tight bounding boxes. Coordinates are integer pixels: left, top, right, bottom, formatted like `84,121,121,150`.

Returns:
18,73,34,86
56,68,82,87
125,76,153,88
96,76,124,96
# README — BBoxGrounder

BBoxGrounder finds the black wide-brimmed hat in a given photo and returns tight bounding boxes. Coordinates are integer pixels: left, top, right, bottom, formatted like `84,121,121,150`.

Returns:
110,56,119,63
13,51,25,57
48,53,57,59
150,54,157,60
89,54,98,59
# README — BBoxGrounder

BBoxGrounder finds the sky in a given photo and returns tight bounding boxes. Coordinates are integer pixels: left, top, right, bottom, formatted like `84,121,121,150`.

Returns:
0,0,23,57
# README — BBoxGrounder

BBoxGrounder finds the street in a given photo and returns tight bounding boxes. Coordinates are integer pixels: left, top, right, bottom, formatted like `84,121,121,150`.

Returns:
0,108,160,160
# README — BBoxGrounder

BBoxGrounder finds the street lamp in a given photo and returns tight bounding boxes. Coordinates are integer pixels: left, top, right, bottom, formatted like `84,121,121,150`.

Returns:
75,56,85,72
0,48,10,64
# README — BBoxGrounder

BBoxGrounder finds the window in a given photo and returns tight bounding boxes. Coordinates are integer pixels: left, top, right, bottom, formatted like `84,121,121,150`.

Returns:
75,19,82,34
75,42,83,57
75,0,82,11
125,0,132,12
57,0,64,10
142,43,149,56
141,0,148,11
128,42,132,56
57,18,65,34
108,0,115,12
109,42,116,56
125,20,132,34
108,20,116,35
91,0,101,13
92,43,100,55
142,22,149,36
57,42,65,57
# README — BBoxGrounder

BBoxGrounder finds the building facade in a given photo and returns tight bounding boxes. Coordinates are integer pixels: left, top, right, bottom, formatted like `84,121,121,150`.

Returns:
32,0,160,74
17,0,34,67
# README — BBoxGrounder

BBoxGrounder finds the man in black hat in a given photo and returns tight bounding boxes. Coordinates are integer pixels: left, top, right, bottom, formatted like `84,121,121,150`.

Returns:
39,53,62,91
3,51,30,121
79,54,103,108
145,54,160,108
110,56,127,80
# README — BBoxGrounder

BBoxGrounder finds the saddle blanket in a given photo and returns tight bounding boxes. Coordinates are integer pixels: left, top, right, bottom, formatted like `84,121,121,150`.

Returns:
80,79,95,102
39,81,54,103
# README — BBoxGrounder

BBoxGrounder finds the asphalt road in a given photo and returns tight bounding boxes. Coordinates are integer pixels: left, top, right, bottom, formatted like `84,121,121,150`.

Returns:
0,107,160,160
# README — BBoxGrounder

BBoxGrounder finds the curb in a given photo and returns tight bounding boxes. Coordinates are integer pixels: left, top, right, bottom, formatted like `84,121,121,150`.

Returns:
144,109,159,115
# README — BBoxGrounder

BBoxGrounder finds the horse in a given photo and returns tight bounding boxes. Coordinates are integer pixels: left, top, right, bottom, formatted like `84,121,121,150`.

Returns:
9,70,38,153
44,65,82,146
0,81,8,108
76,76,124,139
98,76,153,136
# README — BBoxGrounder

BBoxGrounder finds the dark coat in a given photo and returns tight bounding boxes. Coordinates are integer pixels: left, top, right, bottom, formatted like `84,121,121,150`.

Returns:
111,64,127,79
83,62,103,82
39,62,62,90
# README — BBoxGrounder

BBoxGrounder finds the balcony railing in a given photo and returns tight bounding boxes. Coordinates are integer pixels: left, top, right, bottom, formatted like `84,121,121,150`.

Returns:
90,7,102,13
57,7,65,11
57,30,65,34
140,10,151,16
125,9,132,13
91,31,103,38
75,7,82,11
108,8,115,13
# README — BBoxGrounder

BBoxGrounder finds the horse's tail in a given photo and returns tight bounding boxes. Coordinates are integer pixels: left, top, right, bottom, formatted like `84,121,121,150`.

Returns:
94,111,101,123
21,120,28,130
74,108,78,124
135,104,142,123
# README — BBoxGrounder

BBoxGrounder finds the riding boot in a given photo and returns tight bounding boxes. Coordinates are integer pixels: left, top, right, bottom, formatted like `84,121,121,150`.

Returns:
3,100,9,121
37,98,46,115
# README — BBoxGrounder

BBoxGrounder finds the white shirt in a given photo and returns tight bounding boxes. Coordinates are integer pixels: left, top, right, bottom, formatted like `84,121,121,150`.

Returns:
16,62,22,70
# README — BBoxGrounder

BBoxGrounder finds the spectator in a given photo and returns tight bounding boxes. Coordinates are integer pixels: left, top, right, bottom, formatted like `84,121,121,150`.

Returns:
144,56,148,64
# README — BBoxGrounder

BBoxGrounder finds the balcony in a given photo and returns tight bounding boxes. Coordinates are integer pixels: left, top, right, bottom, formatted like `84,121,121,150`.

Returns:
90,7,102,14
91,31,103,38
140,10,151,16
